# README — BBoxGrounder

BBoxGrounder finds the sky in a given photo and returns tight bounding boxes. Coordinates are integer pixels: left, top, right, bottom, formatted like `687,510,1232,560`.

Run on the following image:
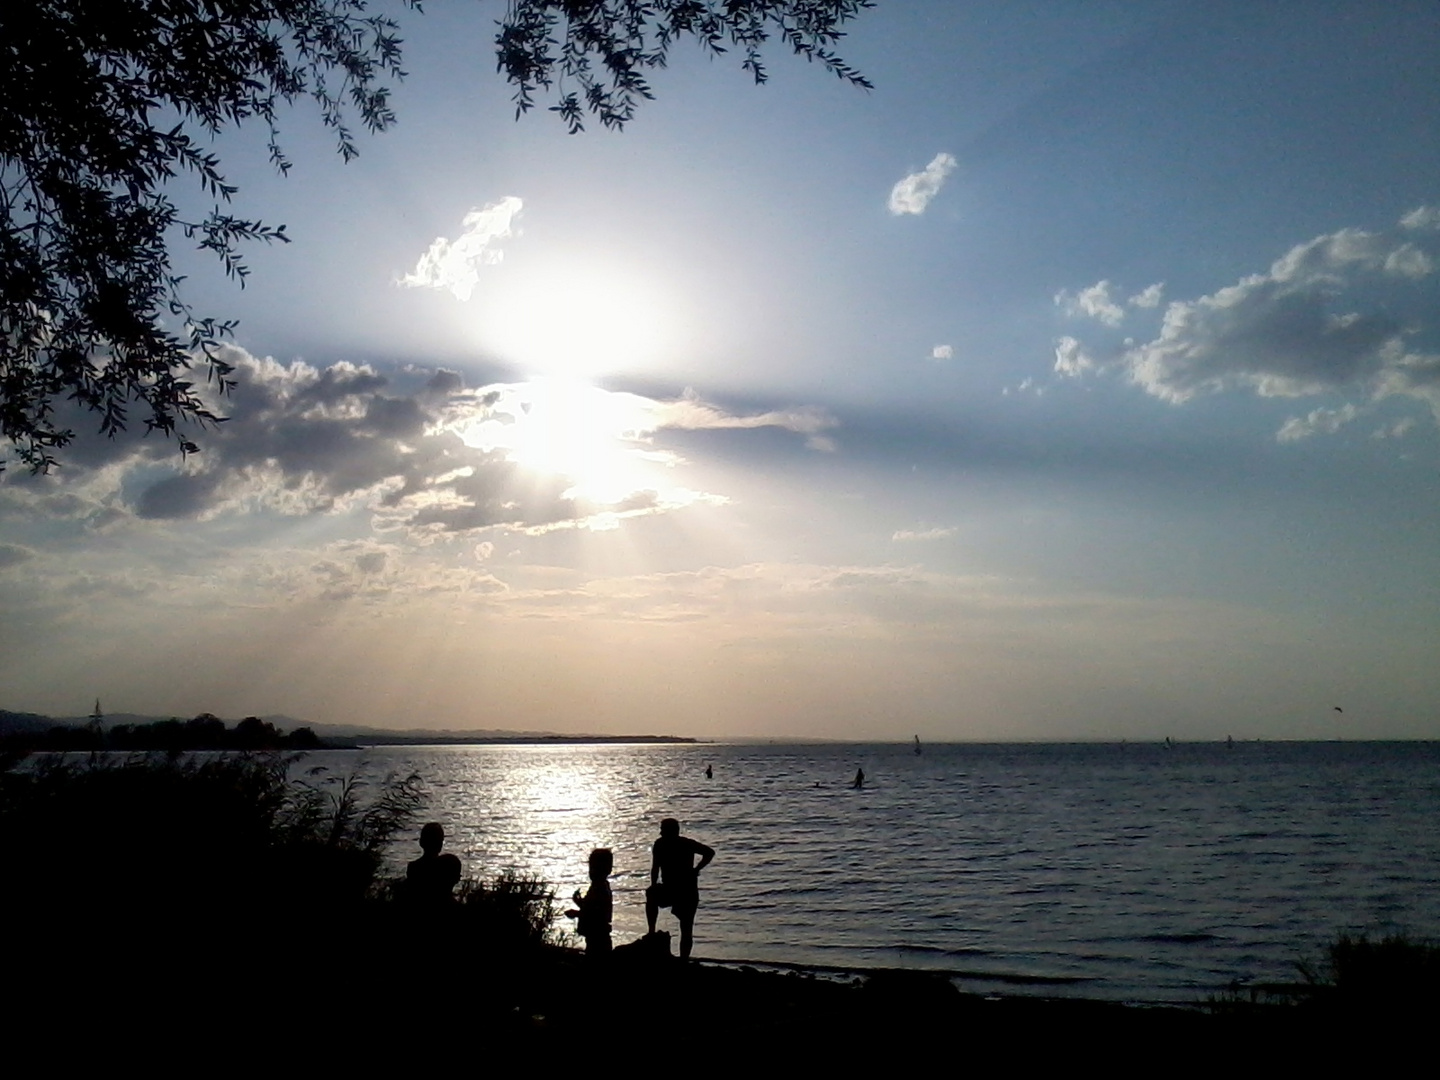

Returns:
2,0,1438,740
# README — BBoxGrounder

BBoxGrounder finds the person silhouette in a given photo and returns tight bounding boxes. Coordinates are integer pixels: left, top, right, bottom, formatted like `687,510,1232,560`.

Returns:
566,848,614,958
853,767,865,789
705,764,713,779
645,818,714,960
406,822,462,905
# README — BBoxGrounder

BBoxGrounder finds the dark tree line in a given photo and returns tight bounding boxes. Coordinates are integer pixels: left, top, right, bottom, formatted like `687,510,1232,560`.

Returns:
0,1,874,472
4,711,320,751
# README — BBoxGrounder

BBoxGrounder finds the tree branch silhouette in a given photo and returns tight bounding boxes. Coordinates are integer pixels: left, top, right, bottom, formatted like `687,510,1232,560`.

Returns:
0,0,873,472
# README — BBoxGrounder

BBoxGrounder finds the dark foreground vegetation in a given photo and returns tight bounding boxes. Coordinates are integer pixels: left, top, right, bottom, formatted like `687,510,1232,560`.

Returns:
2,753,1434,1061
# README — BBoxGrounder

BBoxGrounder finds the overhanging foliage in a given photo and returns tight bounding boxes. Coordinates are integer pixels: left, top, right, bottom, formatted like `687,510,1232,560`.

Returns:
0,1,873,472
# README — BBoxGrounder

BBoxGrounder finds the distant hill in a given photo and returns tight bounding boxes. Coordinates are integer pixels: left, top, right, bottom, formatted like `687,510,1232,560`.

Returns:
0,710,54,736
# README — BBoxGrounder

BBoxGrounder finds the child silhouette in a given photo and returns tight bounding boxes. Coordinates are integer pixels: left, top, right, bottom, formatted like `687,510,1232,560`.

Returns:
567,847,613,958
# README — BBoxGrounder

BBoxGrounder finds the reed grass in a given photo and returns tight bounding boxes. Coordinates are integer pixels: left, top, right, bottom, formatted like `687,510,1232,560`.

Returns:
1299,932,1440,1013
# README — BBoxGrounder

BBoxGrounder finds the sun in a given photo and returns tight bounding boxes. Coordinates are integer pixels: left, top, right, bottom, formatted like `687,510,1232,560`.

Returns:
468,254,680,380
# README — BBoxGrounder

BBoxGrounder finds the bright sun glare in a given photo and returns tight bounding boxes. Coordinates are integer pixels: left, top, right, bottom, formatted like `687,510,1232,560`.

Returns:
458,379,680,507
473,258,678,379
451,254,714,523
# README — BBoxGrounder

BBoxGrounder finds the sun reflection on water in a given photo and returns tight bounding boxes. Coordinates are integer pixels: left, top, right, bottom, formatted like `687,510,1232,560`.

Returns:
381,744,681,930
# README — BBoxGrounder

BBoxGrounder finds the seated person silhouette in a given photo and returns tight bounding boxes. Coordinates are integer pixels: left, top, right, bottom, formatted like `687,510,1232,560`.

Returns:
645,818,714,960
566,847,614,958
406,822,462,905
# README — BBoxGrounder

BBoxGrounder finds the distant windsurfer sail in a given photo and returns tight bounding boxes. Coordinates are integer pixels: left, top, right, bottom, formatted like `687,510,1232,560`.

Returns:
914,735,922,756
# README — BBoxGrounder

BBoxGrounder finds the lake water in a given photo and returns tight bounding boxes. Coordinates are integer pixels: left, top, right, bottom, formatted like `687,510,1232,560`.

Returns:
313,740,1440,1002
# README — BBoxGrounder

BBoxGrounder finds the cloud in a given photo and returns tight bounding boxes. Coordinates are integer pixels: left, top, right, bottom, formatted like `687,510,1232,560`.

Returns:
892,527,957,542
15,349,840,541
649,391,839,451
1129,283,1165,309
1056,280,1125,326
354,550,387,575
1053,336,1096,376
1383,244,1434,279
514,488,728,536
1003,376,1037,396
135,471,227,520
425,368,465,395
0,543,36,570
457,383,839,465
1400,205,1440,231
399,196,523,301
1128,285,1402,402
1054,280,1164,328
1372,417,1416,440
0,463,135,532
1373,349,1440,419
930,344,954,360
1275,404,1361,443
1054,219,1440,430
888,153,957,215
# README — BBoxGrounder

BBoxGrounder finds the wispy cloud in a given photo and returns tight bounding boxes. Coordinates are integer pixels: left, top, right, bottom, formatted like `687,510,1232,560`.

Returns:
1400,205,1440,231
888,153,957,216
399,196,522,300
650,392,839,451
1384,245,1434,278
892,527,957,542
1372,417,1416,440
1276,404,1360,442
1373,349,1440,419
0,543,35,570
1002,376,1037,396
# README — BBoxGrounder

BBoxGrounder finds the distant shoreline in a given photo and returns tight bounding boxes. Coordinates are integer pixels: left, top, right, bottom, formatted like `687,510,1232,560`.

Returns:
6,711,1439,748
0,709,697,751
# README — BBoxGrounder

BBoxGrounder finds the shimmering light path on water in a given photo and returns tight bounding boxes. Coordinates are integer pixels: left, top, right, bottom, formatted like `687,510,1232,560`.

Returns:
315,741,1440,1001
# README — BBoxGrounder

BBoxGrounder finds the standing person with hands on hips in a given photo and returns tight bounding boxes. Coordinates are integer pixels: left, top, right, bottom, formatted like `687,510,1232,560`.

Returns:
645,817,715,960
